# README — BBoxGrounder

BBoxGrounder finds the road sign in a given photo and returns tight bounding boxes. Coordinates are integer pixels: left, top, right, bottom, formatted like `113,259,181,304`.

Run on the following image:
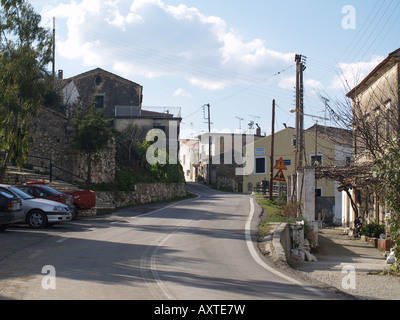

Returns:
274,157,288,171
273,169,286,182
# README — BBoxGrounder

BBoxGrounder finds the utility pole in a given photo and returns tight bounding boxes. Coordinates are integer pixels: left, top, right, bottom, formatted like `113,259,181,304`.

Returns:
295,54,306,170
204,104,212,185
269,99,275,200
52,17,56,79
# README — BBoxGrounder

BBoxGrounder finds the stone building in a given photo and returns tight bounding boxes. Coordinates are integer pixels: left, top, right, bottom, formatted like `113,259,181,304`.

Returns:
343,48,400,228
28,68,181,185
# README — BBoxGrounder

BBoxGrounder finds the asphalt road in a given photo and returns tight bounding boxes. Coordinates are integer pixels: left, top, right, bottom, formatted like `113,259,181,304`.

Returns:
0,183,331,300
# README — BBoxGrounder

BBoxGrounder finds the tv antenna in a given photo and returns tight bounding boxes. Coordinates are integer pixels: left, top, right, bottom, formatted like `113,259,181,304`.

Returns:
236,116,244,132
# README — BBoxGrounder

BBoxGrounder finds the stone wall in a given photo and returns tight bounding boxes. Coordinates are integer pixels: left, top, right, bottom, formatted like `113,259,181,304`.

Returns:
95,183,187,210
29,107,116,184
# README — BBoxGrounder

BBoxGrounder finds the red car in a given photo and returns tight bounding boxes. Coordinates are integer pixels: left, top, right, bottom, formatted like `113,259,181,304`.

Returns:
16,184,78,220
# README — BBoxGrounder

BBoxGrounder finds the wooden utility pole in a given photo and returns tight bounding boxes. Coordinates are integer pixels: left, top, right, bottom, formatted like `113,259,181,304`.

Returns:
295,54,306,170
269,99,275,200
52,17,56,79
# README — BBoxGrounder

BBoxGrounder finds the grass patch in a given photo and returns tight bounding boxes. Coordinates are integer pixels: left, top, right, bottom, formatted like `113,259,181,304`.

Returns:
256,196,286,222
256,195,303,240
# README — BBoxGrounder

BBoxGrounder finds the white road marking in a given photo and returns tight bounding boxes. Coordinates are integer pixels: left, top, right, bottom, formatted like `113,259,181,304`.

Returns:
28,250,44,259
140,191,202,300
245,197,324,296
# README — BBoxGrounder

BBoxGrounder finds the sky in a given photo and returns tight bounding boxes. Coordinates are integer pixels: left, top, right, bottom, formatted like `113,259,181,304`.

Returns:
29,0,400,139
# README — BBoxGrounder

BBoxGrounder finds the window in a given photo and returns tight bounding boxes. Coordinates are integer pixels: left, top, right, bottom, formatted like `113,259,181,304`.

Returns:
18,187,34,196
255,157,266,174
94,94,105,109
0,188,15,199
310,154,323,167
315,188,322,197
154,125,166,133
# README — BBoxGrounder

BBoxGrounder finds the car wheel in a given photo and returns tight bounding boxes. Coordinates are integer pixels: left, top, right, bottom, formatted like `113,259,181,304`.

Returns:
27,210,48,229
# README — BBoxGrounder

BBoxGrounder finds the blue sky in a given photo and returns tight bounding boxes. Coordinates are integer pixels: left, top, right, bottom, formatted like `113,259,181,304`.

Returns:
30,0,400,138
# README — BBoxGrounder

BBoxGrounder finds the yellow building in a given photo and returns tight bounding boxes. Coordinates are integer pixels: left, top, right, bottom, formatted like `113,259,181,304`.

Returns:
244,125,352,225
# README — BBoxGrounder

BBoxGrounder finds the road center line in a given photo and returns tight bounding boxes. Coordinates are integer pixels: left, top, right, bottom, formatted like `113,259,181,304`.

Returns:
141,191,202,300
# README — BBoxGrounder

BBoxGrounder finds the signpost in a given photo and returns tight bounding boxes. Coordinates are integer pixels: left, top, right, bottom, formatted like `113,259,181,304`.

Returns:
273,157,288,184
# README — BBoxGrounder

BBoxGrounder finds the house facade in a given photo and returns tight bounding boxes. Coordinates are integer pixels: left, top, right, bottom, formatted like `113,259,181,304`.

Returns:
344,48,400,228
62,68,182,142
196,132,264,192
179,139,199,182
243,125,352,225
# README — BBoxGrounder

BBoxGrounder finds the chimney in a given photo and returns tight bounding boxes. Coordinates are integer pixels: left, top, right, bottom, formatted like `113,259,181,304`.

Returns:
256,123,261,136
58,70,63,80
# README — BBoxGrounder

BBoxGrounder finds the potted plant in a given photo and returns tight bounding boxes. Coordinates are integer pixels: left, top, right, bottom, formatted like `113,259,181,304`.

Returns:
361,222,385,248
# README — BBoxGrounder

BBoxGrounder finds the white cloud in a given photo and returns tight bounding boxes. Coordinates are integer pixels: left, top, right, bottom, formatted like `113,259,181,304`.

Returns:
330,55,385,90
42,0,295,90
278,76,323,90
173,88,192,98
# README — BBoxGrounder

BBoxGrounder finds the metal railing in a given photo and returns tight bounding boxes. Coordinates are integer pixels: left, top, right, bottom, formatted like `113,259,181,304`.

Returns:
115,106,182,119
25,155,91,188
115,105,141,118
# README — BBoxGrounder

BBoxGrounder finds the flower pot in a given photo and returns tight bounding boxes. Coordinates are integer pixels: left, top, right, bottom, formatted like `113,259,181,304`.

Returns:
378,239,393,252
368,237,378,247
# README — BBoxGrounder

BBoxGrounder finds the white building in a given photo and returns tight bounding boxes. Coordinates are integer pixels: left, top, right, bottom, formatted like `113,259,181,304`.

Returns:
179,139,199,182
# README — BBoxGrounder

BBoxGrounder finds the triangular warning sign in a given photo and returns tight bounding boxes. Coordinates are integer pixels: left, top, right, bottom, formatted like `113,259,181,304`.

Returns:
274,157,288,170
273,169,286,182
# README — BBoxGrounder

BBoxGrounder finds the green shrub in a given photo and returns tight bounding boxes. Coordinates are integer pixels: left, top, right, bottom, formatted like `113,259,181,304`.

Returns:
361,222,385,238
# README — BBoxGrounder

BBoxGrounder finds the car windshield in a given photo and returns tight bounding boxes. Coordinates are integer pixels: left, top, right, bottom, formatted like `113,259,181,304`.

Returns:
40,186,62,195
0,190,15,199
9,186,34,200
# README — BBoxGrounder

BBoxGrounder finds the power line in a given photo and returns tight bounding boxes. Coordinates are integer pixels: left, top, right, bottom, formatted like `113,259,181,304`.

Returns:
210,64,294,105
348,0,397,62
183,64,295,121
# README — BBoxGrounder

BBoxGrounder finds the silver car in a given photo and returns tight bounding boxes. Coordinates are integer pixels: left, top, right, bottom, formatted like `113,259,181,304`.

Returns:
0,185,72,229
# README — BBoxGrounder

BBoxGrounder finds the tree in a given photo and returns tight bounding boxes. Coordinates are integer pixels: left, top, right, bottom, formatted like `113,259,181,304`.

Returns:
316,69,399,220
374,137,400,272
0,0,53,181
71,106,115,187
319,61,400,272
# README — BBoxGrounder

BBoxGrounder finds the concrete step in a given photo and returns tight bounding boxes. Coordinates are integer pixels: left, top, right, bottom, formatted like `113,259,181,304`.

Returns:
3,167,83,192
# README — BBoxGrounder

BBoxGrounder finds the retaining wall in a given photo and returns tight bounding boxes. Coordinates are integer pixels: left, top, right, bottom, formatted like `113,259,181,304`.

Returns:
95,182,187,210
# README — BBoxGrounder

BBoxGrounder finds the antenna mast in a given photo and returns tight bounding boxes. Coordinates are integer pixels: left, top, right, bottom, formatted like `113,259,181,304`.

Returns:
236,116,244,133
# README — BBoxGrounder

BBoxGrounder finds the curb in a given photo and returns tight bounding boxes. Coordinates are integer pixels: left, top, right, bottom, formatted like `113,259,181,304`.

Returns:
259,222,289,266
271,223,289,264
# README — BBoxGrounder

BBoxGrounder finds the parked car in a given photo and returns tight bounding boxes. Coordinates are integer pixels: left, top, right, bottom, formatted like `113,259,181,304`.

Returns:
16,183,78,219
0,185,72,229
0,190,24,231
64,190,96,210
